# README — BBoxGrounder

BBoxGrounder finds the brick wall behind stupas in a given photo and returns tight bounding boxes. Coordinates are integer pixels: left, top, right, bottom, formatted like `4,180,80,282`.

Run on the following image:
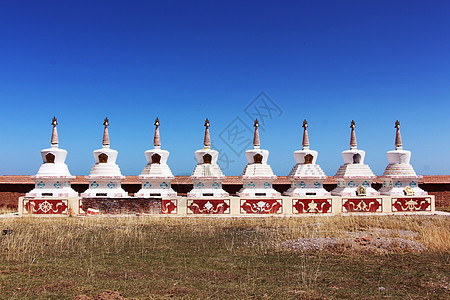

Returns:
1,175,449,209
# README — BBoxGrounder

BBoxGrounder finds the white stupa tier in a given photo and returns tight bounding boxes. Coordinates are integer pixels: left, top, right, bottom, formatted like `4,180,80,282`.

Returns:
238,119,281,197
379,121,426,196
284,120,330,197
331,121,379,197
135,118,177,197
26,117,78,198
81,118,127,198
188,119,229,198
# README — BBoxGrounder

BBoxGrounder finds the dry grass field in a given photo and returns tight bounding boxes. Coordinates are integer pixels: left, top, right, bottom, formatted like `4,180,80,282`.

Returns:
0,214,449,299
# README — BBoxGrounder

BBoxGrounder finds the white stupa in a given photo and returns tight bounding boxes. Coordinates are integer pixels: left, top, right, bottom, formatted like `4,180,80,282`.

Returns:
284,120,330,197
379,121,427,196
187,119,229,198
238,119,280,197
135,118,177,197
331,120,379,197
81,118,127,198
26,117,78,198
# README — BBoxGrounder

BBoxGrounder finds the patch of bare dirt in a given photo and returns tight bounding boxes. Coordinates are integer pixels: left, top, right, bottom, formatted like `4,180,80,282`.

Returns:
280,236,426,253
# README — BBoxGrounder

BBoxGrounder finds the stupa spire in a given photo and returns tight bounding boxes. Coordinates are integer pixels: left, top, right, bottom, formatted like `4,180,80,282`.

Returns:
102,117,110,148
203,118,211,149
51,116,59,147
350,120,357,149
302,119,310,150
253,119,260,149
154,117,161,149
395,120,402,150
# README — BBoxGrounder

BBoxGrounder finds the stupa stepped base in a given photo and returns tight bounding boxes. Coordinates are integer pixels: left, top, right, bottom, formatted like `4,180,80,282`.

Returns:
284,187,330,197
379,176,426,196
18,195,435,216
135,178,176,197
331,187,379,197
288,164,326,177
332,178,379,197
81,188,128,198
26,187,78,198
27,177,78,198
379,187,427,196
284,178,330,197
238,179,280,197
188,178,229,198
383,164,417,176
334,164,376,177
82,177,128,198
135,189,177,198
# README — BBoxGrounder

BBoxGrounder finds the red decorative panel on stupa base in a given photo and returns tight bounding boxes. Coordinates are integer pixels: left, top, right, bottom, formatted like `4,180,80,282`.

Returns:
240,199,282,214
293,199,332,214
342,198,382,213
161,199,177,214
187,199,230,214
23,199,69,215
392,197,431,212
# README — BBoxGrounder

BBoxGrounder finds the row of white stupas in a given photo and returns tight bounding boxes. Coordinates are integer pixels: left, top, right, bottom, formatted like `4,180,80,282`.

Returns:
26,117,427,199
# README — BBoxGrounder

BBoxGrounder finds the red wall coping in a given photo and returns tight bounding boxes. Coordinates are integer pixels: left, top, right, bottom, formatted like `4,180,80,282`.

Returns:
1,175,449,185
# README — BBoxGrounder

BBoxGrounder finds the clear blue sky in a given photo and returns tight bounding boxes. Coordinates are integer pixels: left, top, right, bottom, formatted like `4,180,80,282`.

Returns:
0,1,449,176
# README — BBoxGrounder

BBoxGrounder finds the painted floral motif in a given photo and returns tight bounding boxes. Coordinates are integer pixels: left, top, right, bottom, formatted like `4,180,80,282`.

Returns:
409,181,417,188
23,199,68,215
395,181,402,188
37,181,45,189
264,182,271,189
248,181,256,188
314,181,321,188
362,181,370,188
196,182,204,189
299,181,306,188
54,181,62,189
143,182,152,189
161,199,177,214
342,198,382,213
107,182,116,189
90,181,99,189
392,197,430,212
160,182,169,189
187,199,230,214
240,199,282,214
212,182,220,189
293,199,331,214
347,181,355,188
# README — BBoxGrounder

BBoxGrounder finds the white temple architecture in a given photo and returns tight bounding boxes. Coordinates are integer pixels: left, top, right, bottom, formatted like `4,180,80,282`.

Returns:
238,119,281,197
18,117,435,216
81,118,127,198
331,120,379,197
284,120,330,197
135,118,177,198
26,117,78,198
379,121,427,196
187,119,229,198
